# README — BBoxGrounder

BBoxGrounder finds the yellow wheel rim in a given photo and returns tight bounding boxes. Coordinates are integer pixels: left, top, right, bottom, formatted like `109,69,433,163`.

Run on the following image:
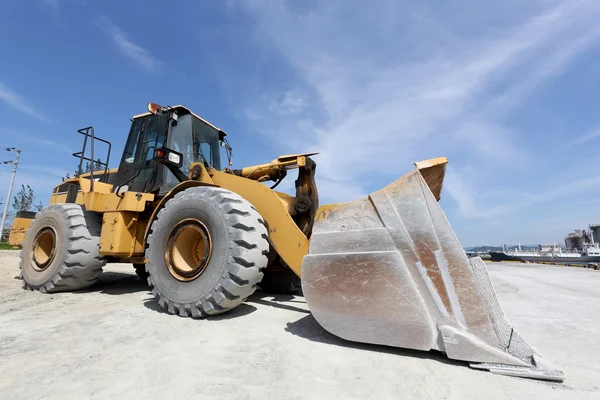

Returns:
165,219,212,282
32,227,57,271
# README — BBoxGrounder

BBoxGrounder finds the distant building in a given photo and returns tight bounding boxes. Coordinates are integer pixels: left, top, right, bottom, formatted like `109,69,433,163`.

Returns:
564,228,596,250
589,224,600,244
565,232,584,250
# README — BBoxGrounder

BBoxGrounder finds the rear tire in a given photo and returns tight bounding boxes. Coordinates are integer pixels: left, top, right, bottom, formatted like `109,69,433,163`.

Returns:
146,187,269,317
20,204,106,292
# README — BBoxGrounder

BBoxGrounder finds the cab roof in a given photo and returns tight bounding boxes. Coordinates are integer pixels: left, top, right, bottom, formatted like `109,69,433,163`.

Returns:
132,105,226,136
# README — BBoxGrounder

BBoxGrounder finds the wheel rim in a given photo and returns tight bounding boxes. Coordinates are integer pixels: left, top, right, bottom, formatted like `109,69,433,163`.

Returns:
165,219,212,282
32,227,57,271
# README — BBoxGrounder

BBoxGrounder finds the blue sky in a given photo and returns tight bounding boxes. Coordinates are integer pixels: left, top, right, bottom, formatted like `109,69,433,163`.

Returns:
2,0,600,247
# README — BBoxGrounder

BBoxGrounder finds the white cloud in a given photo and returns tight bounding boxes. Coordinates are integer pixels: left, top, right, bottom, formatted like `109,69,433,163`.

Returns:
267,91,308,115
0,83,51,123
444,170,514,218
96,16,160,73
234,0,600,210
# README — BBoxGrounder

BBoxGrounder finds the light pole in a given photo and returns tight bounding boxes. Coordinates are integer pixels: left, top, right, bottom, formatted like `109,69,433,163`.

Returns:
0,147,21,241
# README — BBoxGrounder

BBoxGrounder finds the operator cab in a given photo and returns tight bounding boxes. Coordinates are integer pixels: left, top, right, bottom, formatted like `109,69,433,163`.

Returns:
113,104,227,195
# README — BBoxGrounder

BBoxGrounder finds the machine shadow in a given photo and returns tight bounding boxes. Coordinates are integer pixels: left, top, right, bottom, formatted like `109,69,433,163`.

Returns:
143,290,302,319
245,290,310,314
80,271,149,295
285,313,468,368
142,298,258,320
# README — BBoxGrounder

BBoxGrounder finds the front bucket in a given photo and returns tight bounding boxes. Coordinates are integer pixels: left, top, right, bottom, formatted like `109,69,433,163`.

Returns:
301,158,564,381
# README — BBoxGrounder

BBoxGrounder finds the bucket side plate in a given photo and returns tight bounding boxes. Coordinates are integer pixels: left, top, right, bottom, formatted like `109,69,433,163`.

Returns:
302,162,564,381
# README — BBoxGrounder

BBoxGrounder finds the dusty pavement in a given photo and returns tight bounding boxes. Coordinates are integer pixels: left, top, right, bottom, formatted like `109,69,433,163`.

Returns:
1,250,599,400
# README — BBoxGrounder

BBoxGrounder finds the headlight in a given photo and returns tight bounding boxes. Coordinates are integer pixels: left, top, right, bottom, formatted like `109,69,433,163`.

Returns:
168,152,181,165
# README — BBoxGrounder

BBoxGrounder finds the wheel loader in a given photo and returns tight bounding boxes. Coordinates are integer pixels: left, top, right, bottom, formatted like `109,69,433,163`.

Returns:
16,103,563,381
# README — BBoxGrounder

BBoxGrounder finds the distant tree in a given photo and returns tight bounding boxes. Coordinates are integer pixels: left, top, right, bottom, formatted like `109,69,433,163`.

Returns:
61,158,105,181
94,158,104,173
3,185,43,231
11,185,43,213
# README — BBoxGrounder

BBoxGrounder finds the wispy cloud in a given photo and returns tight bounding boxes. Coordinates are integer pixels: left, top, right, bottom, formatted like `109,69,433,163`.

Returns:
445,171,514,218
96,16,160,72
0,83,51,123
569,127,600,146
40,0,60,12
34,137,73,154
234,0,600,210
19,164,69,179
0,128,72,153
0,170,62,203
447,166,600,219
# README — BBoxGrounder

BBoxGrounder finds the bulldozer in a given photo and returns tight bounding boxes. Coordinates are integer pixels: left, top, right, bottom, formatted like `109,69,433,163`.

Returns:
16,103,563,381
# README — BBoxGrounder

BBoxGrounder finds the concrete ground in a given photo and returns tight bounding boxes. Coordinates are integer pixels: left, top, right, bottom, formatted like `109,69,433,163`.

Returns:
0,250,599,400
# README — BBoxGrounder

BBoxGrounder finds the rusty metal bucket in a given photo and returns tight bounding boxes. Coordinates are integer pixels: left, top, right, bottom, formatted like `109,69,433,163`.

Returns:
301,158,564,381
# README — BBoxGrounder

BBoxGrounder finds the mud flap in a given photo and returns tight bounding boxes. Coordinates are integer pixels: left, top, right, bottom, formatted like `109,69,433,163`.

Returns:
301,158,564,381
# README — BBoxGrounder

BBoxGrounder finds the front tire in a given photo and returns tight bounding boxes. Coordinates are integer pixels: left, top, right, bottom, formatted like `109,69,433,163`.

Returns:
20,204,106,292
146,187,269,317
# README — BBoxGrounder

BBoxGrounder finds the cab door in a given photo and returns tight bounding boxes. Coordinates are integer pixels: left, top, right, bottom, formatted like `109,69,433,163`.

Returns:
113,114,168,194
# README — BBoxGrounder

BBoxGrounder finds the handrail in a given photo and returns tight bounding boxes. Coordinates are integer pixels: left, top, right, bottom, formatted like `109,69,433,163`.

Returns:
72,126,112,192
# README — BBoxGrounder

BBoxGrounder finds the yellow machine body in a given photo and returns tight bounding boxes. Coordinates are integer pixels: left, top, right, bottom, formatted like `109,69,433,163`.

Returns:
8,213,35,247
11,104,563,382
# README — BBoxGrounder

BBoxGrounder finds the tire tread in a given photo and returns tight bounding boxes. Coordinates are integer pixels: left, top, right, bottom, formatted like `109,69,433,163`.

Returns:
20,204,106,293
146,187,269,318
